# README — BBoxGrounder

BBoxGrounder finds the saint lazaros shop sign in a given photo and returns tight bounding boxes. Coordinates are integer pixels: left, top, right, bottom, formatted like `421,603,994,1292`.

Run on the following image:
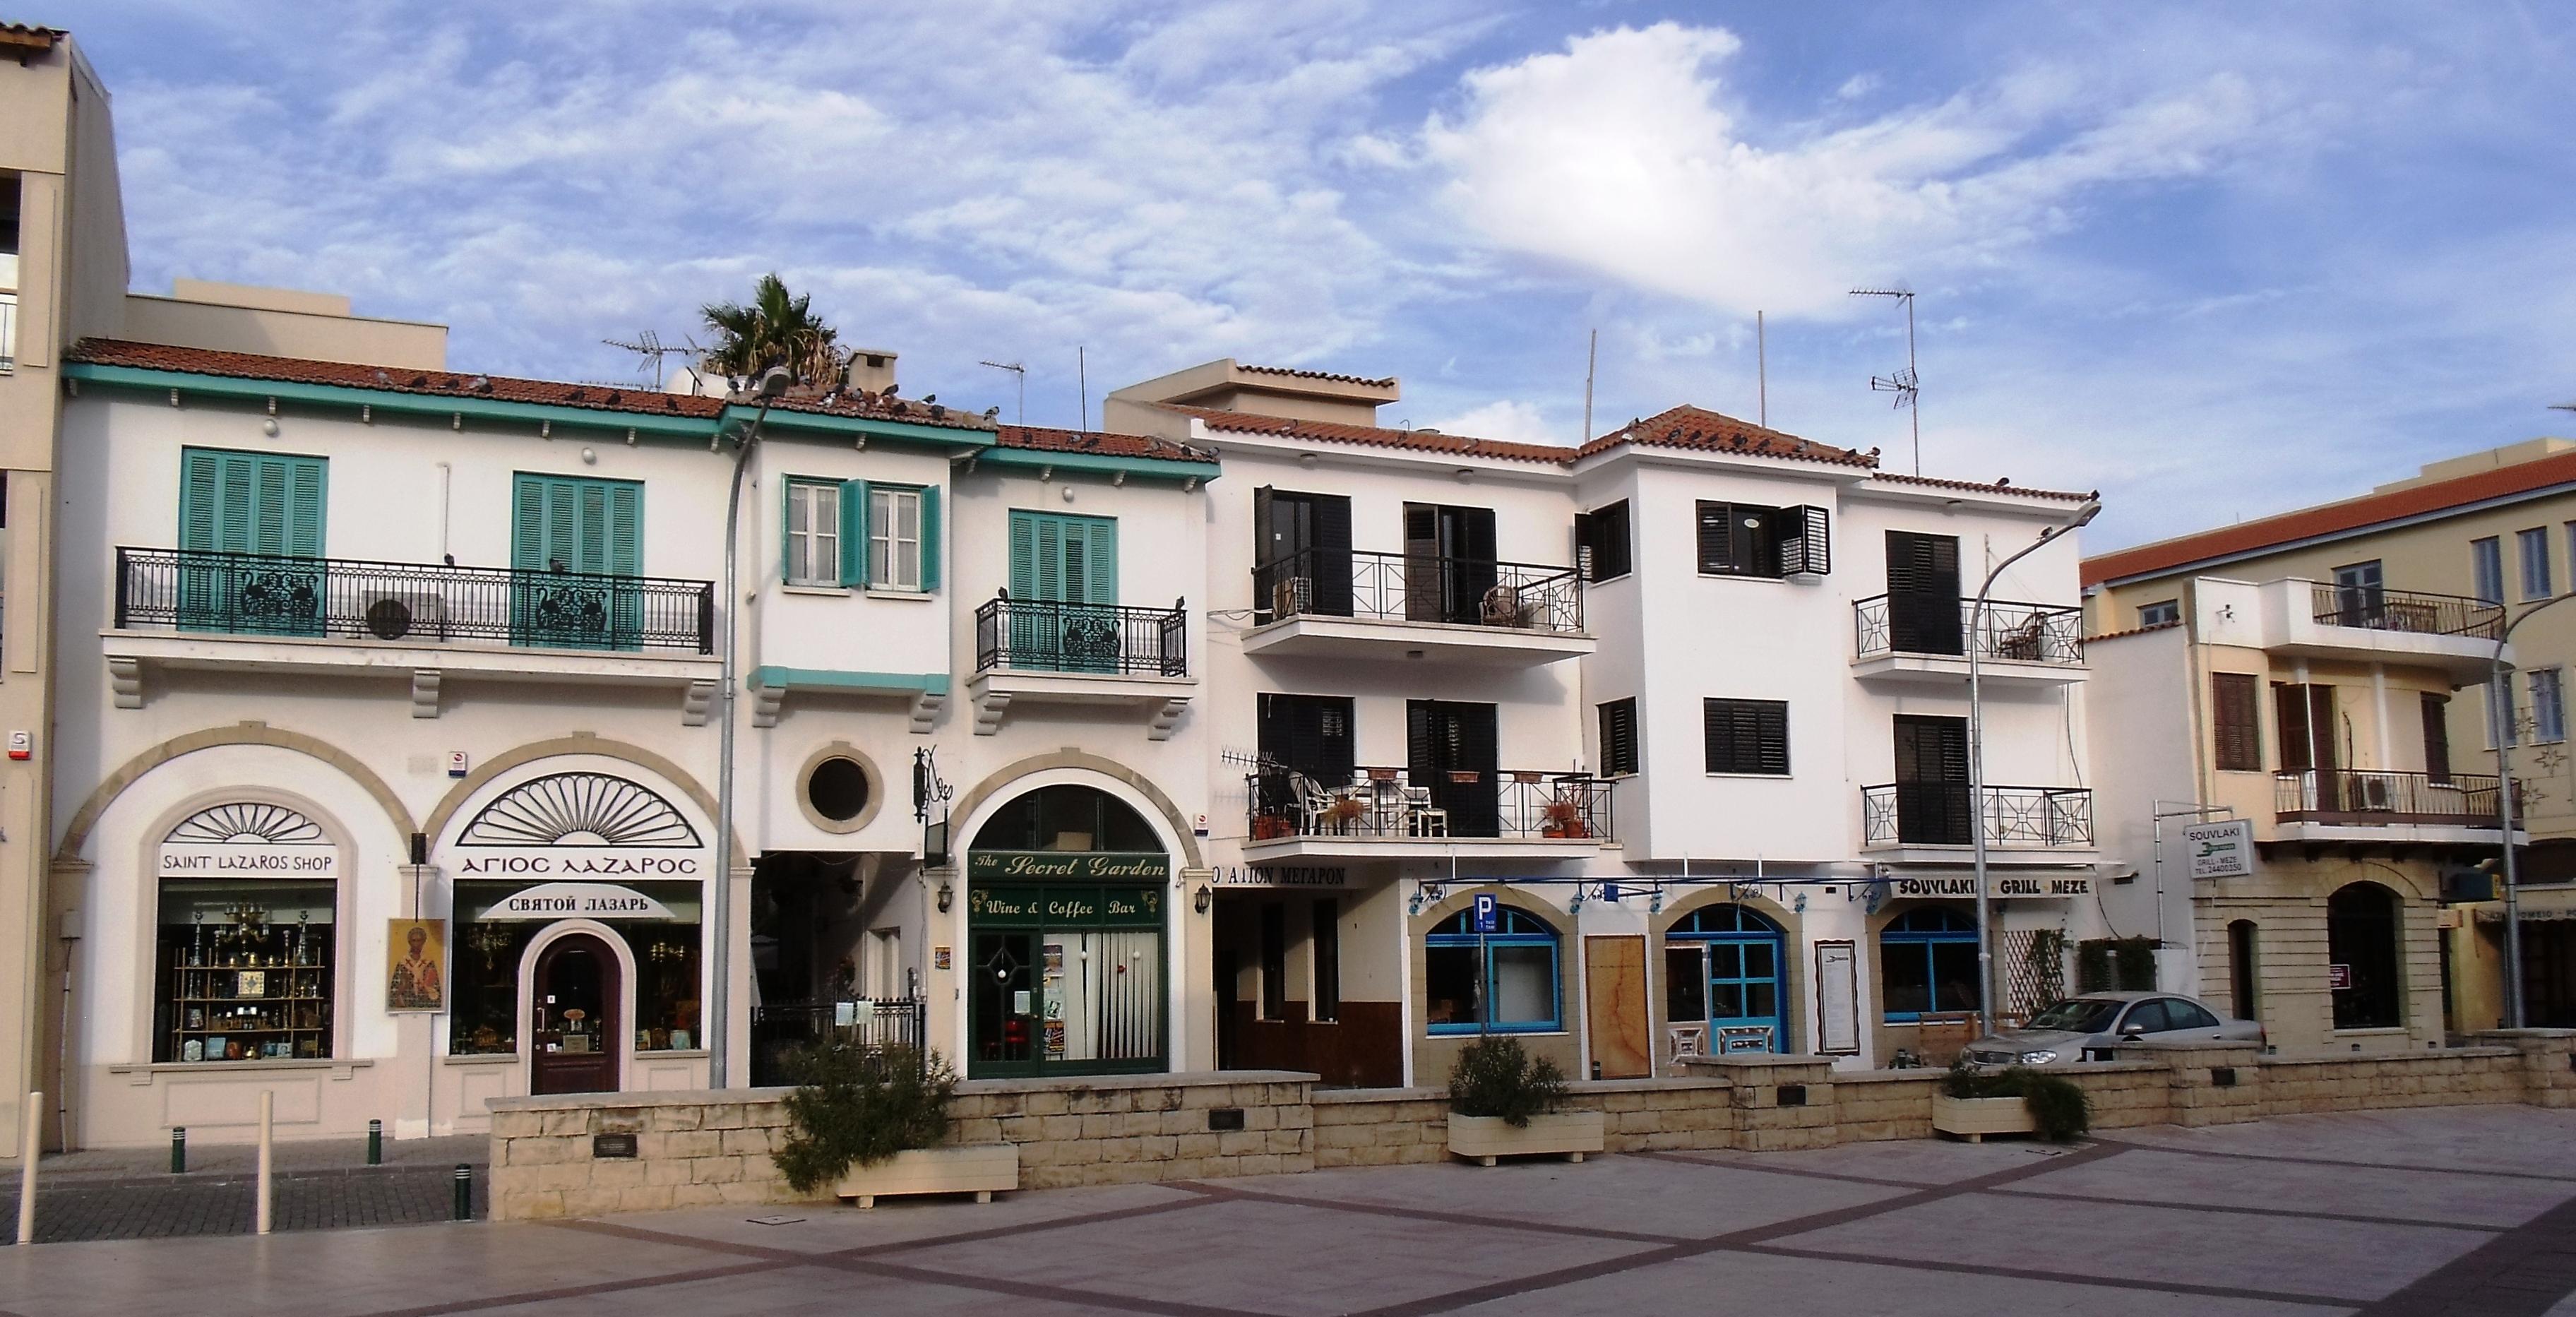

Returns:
1892,874,2093,900
451,771,709,881
160,802,338,879
967,852,1171,882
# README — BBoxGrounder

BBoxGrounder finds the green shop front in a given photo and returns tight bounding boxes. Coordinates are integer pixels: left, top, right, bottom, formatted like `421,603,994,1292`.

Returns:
962,785,1173,1079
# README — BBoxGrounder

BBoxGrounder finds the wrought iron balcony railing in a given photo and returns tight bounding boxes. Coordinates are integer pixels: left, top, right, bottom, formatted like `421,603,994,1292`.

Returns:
2308,583,2503,640
1246,764,1613,843
2273,769,2505,828
1861,782,2094,847
1253,548,1583,634
115,547,715,653
973,595,1187,677
1853,595,2084,666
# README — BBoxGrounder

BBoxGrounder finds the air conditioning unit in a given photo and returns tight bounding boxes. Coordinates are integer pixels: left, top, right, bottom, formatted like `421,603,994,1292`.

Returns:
2356,775,2397,811
354,588,448,642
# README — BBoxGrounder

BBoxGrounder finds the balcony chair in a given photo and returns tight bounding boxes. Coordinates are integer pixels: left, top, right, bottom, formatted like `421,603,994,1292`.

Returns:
1400,785,1449,838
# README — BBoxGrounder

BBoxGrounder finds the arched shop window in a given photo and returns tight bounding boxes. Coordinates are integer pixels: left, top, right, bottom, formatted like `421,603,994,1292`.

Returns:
970,783,1159,853
1425,906,1561,1034
2327,882,2403,1030
155,803,340,1063
1666,903,1788,1051
1880,905,1981,1021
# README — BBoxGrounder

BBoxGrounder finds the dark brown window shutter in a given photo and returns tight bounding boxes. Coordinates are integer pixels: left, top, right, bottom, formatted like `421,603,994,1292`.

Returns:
2422,692,2452,783
2212,673,2261,771
1599,698,1639,775
1704,698,1789,775
2272,681,2312,772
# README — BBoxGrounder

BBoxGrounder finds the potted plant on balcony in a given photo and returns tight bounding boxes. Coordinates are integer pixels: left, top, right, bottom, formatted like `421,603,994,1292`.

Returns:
1251,811,1295,842
1323,794,1367,835
774,1042,1016,1208
1539,799,1590,840
1445,1037,1601,1165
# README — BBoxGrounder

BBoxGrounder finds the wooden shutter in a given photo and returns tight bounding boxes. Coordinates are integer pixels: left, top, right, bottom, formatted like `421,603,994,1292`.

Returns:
511,475,547,571
2212,673,2261,770
1403,503,1441,621
1782,506,1830,576
1705,699,1790,775
1310,494,1352,616
215,453,255,552
2422,692,2452,783
1573,511,1594,580
1696,501,1730,573
1084,516,1117,604
838,481,868,588
179,449,222,553
1008,511,1037,599
1599,698,1638,775
604,479,640,576
2307,686,2337,772
282,458,326,558
917,485,941,592
2274,681,2312,771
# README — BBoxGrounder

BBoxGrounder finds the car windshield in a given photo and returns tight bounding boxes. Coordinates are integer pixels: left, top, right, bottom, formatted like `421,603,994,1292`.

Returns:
2024,999,2124,1033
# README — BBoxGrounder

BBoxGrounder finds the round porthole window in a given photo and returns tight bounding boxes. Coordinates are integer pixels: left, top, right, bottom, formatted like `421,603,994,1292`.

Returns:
806,756,872,823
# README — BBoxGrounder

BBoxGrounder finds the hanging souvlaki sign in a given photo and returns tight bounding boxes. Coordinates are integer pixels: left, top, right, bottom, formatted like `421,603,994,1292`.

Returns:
449,771,710,881
159,803,340,879
479,882,675,921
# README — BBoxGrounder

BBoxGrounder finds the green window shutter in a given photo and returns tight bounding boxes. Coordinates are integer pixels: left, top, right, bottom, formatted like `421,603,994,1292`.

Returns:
840,480,869,588
779,481,797,585
511,475,547,571
283,457,326,558
251,458,288,555
606,479,640,576
918,485,942,592
179,449,325,557
1085,516,1116,604
179,449,221,552
512,474,639,576
1037,516,1065,602
1008,511,1037,599
215,453,256,553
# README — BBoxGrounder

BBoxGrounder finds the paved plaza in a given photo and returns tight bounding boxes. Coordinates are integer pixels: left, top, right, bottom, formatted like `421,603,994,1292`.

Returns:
8,1106,2576,1316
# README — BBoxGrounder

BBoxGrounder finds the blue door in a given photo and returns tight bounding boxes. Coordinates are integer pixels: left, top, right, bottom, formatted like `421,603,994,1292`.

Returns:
1668,904,1787,1052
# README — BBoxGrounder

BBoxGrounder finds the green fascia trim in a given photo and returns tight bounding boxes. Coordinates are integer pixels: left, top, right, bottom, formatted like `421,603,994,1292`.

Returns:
729,404,996,451
64,363,717,440
977,446,1220,483
750,665,950,696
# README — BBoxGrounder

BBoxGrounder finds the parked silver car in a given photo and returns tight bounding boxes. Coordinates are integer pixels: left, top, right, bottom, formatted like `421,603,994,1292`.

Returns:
1962,991,2262,1068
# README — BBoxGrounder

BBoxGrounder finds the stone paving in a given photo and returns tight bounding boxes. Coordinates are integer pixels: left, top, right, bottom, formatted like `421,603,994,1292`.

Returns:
12,1134,487,1244
6,1106,2575,1316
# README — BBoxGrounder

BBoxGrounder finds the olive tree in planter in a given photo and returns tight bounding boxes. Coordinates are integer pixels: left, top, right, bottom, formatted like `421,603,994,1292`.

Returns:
1445,1037,1602,1165
1929,1061,2091,1144
773,1043,1018,1208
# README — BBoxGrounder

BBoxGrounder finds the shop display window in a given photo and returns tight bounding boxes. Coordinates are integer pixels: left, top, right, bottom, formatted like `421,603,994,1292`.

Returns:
155,880,335,1063
446,880,703,1056
1424,906,1560,1034
1880,905,1981,1020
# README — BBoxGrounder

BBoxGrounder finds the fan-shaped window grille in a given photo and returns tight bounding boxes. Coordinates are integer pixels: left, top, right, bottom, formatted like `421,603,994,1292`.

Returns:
165,802,328,846
460,773,702,847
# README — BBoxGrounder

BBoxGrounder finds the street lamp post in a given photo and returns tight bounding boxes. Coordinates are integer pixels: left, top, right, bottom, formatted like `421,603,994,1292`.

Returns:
708,365,794,1088
2491,590,2574,1030
1969,499,2100,1039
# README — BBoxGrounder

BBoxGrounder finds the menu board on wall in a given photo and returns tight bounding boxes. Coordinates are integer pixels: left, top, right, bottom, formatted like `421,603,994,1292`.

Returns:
1814,941,1860,1055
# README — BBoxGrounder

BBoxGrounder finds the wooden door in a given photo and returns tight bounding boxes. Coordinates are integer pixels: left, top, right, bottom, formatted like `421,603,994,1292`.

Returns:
1885,530,1962,655
529,934,621,1096
1893,715,1972,845
1407,700,1499,836
1584,936,1650,1079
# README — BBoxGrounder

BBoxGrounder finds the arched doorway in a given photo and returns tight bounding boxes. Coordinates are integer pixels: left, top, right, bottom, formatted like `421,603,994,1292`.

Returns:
529,933,621,1095
2327,882,2402,1030
964,783,1169,1079
1665,903,1789,1054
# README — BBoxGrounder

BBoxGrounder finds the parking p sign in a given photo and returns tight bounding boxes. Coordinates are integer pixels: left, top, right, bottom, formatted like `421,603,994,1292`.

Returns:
1472,893,1498,934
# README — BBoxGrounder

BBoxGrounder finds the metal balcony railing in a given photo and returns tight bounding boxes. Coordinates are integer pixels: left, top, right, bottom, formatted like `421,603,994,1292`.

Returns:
1861,783,2094,847
115,547,715,652
1246,765,1613,843
1253,548,1583,634
2273,769,2505,828
2308,583,2503,640
973,595,1186,677
1853,595,2085,666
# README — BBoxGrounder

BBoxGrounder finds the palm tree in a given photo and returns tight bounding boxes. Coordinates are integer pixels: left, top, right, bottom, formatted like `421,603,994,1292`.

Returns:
700,273,845,390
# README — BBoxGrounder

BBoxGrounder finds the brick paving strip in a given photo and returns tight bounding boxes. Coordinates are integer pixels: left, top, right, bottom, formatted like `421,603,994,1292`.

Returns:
18,1163,488,1244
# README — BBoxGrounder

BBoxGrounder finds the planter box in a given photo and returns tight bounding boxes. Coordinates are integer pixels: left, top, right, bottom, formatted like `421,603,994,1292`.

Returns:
1931,1092,2035,1143
835,1144,1020,1209
1447,1111,1606,1166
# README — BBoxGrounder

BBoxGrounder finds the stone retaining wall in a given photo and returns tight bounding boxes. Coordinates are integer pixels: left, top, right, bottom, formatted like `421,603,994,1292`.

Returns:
488,1032,2576,1222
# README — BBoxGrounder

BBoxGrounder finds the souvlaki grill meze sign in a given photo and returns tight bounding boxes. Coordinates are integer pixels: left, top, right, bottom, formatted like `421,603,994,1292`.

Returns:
479,882,676,921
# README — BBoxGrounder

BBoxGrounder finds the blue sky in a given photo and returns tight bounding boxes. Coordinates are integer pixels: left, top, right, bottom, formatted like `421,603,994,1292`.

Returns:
61,1,2576,548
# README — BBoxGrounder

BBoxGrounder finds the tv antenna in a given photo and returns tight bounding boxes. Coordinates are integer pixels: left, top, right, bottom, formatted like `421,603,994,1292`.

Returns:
602,330,694,391
979,360,1027,424
1849,287,1920,475
2552,399,2576,416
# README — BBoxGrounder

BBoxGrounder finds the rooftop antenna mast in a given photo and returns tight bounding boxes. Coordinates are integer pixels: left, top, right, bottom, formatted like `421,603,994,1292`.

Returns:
1757,310,1767,429
603,330,692,391
979,360,1027,424
1849,287,1919,475
1582,328,1598,440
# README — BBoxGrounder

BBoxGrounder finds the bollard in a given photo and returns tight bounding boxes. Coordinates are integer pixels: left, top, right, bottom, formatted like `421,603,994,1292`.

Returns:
367,1119,382,1167
16,1090,40,1246
171,1126,187,1174
451,1164,472,1221
255,1091,274,1236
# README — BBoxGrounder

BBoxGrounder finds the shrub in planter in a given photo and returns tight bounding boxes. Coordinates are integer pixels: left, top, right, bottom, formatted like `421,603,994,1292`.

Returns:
774,1042,958,1194
1448,1037,1569,1128
1943,1059,2091,1143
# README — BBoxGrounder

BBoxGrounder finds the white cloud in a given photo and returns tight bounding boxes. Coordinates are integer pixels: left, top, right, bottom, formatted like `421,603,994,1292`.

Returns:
1835,73,1880,100
1422,21,2272,318
1419,398,1561,446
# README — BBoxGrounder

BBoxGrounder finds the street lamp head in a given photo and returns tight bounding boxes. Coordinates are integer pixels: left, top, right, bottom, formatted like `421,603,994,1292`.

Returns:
2066,500,2102,530
753,365,796,400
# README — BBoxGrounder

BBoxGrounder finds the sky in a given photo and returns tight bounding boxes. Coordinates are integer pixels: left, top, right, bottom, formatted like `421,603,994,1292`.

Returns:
58,0,2576,549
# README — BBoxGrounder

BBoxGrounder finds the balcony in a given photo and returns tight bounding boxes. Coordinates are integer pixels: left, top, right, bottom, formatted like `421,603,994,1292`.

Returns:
106,547,720,718
966,595,1193,739
1851,595,2085,687
1861,782,2096,861
2248,580,2503,681
2272,769,2508,845
1244,765,1614,859
1241,549,1594,665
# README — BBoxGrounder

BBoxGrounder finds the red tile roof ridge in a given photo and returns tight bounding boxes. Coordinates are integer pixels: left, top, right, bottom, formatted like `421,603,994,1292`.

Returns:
1573,405,1876,469
2082,619,2185,644
1871,470,2095,503
996,424,1218,465
70,338,728,418
1235,363,1397,389
2082,447,2576,586
1162,404,1576,463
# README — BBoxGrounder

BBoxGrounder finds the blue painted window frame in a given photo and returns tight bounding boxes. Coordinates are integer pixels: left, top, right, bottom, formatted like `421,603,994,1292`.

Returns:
1879,906,1981,1023
1425,907,1560,1035
1666,903,1788,1050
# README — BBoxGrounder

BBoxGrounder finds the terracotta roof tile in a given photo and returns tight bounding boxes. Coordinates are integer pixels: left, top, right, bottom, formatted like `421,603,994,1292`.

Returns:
1871,470,2094,503
996,424,1217,465
69,338,726,419
763,389,994,431
1573,405,1876,469
1236,363,1397,389
2081,618,2184,644
0,23,61,54
1161,404,1577,463
2082,448,2576,586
